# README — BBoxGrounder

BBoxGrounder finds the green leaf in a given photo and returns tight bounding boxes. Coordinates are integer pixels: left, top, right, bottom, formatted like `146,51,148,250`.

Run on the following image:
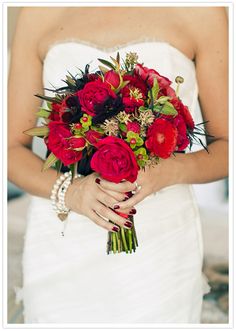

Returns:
46,101,52,110
119,123,127,132
42,153,58,171
138,106,148,112
23,126,49,137
116,52,120,64
160,102,178,116
36,109,50,118
54,160,62,174
156,96,170,104
98,65,109,74
98,58,116,70
151,78,159,100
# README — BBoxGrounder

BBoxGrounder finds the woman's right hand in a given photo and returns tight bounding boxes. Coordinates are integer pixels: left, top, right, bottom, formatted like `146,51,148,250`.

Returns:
65,172,136,232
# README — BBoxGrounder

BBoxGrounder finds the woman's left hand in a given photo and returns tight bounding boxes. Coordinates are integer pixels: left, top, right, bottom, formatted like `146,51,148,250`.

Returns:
101,157,179,211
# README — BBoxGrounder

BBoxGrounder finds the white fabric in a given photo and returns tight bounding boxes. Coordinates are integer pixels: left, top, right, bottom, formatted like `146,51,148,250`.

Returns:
21,41,210,324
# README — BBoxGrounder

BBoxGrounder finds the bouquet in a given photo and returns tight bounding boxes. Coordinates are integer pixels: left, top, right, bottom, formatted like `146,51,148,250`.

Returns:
24,52,209,254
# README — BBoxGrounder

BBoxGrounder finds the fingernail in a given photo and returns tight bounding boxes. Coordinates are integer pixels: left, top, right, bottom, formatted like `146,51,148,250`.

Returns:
95,178,101,184
126,191,133,198
123,197,129,201
124,221,133,228
129,209,136,215
112,226,119,232
113,205,120,210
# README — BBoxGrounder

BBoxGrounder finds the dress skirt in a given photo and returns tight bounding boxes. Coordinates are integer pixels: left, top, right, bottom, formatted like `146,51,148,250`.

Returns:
20,183,210,323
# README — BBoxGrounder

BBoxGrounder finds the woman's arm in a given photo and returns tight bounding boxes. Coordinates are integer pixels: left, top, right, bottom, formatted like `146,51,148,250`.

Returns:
8,8,135,231
107,7,229,209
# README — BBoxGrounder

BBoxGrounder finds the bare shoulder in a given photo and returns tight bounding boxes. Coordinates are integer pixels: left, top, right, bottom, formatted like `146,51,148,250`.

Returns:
13,7,68,55
182,7,228,50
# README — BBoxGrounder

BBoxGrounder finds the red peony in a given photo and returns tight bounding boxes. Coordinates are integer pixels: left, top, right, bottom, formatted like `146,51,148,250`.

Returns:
135,64,172,88
90,136,138,183
85,130,103,147
77,80,117,116
47,122,82,166
104,70,121,89
170,97,195,130
145,118,178,158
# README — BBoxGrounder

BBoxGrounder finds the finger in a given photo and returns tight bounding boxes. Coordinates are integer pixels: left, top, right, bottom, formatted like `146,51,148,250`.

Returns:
95,177,136,193
95,203,133,230
88,210,120,233
112,190,144,210
96,189,120,208
98,186,126,202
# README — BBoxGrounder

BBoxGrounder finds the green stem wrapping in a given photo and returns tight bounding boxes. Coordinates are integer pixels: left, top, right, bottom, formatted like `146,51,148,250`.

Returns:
128,229,132,253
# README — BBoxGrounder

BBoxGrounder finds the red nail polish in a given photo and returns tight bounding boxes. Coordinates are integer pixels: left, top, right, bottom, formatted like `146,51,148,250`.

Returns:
113,205,120,210
112,226,119,232
125,191,133,198
129,209,136,215
95,178,101,184
124,221,133,228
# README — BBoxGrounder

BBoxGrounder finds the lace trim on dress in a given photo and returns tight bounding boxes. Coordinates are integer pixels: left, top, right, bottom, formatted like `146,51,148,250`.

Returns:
44,36,194,65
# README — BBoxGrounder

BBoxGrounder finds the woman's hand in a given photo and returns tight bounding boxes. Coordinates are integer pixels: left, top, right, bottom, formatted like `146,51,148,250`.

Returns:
65,172,136,232
110,157,179,210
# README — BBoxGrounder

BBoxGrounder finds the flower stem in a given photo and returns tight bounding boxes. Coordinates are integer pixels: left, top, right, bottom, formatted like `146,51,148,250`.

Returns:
121,227,128,253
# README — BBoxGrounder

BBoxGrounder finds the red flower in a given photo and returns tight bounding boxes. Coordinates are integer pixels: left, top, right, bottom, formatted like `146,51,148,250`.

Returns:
122,96,144,113
170,97,194,130
135,64,172,89
127,122,141,134
104,70,121,89
77,80,117,116
85,130,103,147
49,94,79,123
90,136,138,183
69,137,86,149
122,74,148,97
47,122,82,166
145,118,178,158
172,115,190,151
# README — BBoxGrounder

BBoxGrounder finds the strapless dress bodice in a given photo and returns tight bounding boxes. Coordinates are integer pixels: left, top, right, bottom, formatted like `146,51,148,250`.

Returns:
43,40,199,116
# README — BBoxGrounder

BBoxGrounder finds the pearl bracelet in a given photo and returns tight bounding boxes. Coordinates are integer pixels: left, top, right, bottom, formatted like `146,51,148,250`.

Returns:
50,171,79,222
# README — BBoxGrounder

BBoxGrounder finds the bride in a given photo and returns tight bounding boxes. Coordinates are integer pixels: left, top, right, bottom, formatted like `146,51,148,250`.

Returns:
8,7,228,324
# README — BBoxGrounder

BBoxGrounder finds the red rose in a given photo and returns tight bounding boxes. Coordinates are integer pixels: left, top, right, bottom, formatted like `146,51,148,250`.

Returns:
85,130,103,147
104,70,121,89
69,137,86,149
59,149,83,166
47,122,82,165
77,80,117,116
135,64,172,89
127,122,141,134
90,136,138,183
170,97,194,130
145,118,177,158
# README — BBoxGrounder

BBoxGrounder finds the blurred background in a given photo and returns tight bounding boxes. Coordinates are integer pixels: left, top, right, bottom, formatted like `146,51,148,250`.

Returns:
7,7,229,324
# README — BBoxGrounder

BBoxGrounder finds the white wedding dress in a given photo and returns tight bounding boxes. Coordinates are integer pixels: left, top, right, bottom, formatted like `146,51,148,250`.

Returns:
20,40,210,324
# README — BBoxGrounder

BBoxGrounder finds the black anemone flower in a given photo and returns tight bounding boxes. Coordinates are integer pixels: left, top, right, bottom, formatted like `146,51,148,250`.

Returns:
92,96,124,125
